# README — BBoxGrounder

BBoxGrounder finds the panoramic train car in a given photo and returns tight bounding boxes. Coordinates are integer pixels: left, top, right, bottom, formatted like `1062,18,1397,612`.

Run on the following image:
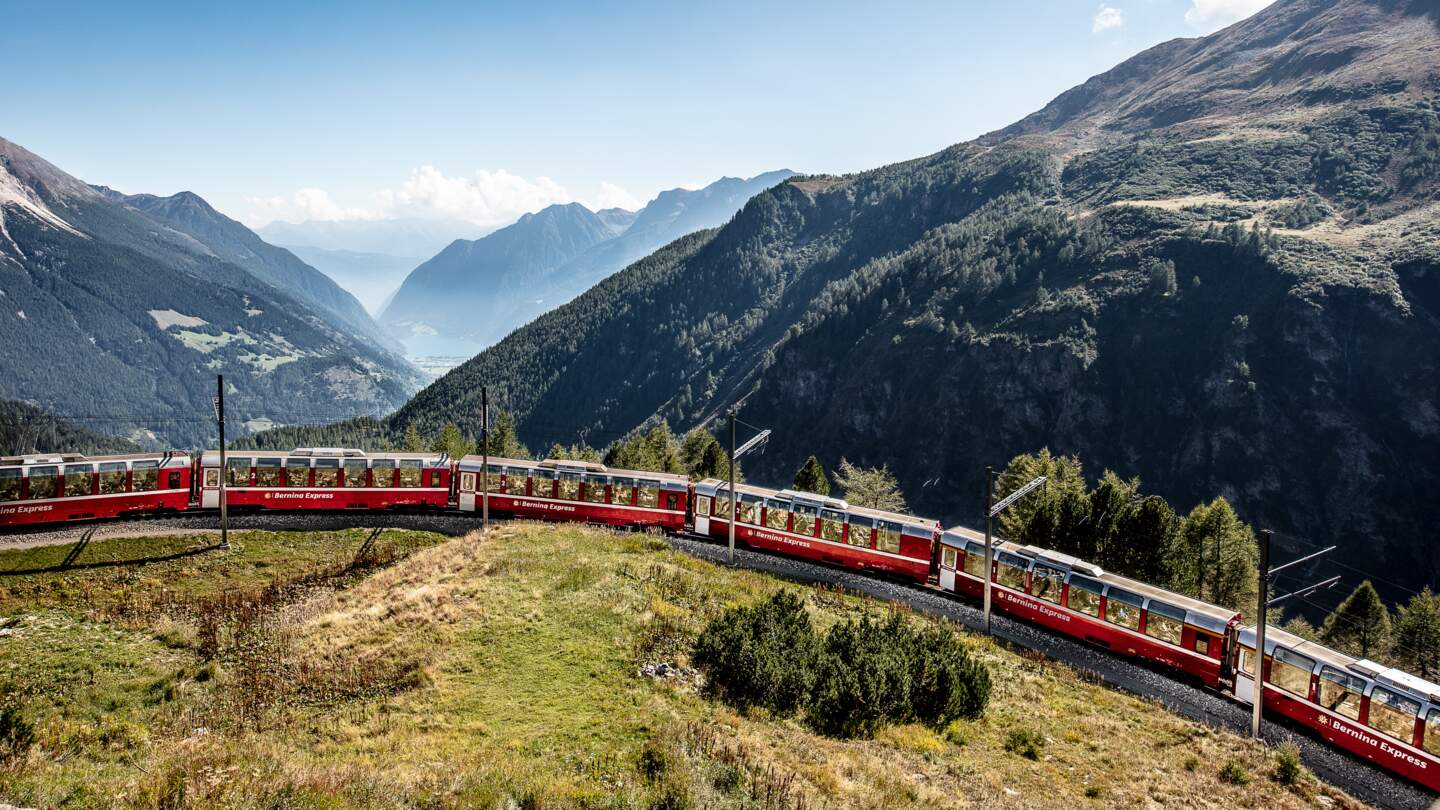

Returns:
692,479,940,583
937,528,1240,683
1231,625,1440,791
199,448,451,511
0,452,192,526
454,456,690,530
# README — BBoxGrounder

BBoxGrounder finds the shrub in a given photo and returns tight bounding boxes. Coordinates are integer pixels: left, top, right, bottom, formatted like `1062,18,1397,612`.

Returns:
638,737,674,782
1219,760,1250,785
692,590,818,716
909,625,991,727
808,614,914,738
1273,742,1307,786
1003,728,1045,760
0,703,36,762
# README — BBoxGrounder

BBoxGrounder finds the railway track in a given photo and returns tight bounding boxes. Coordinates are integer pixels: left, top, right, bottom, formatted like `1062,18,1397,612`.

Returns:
4,513,1437,809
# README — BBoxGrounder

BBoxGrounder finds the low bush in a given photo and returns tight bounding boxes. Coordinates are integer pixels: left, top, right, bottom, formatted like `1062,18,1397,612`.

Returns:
809,614,914,738
1273,742,1308,786
692,590,818,716
0,703,36,762
1004,727,1045,760
1219,759,1251,785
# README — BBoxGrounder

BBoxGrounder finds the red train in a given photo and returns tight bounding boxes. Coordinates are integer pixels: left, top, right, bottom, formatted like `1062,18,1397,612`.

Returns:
3,446,1438,793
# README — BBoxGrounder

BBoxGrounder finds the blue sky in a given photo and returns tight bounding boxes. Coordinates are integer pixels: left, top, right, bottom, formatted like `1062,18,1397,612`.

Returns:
3,0,1273,229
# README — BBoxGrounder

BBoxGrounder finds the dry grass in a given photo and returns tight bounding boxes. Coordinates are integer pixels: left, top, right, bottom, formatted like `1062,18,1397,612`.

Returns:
0,522,1368,808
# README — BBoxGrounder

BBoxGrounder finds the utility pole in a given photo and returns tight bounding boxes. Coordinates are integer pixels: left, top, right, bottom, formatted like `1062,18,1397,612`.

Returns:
728,408,737,563
216,374,229,550
1251,528,1270,739
481,386,490,531
983,466,995,635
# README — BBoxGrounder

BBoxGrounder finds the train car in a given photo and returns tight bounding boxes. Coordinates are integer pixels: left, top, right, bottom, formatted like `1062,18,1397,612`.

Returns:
199,448,451,511
937,528,1239,683
0,452,192,527
691,479,940,583
454,456,690,531
1230,625,1440,791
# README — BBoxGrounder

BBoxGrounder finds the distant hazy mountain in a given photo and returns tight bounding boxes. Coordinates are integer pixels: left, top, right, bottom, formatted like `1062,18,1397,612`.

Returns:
281,244,420,315
379,171,796,356
257,217,480,259
0,136,425,446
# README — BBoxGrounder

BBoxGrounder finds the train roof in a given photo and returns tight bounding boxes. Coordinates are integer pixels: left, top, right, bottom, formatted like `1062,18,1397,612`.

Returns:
202,449,448,464
696,478,937,529
456,455,690,483
1238,624,1440,704
1,451,191,466
942,526,1239,630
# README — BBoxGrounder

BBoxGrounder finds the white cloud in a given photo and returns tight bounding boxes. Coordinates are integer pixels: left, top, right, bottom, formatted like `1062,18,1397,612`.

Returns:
1092,5,1125,33
371,165,573,227
244,188,376,226
1184,0,1275,30
587,181,644,212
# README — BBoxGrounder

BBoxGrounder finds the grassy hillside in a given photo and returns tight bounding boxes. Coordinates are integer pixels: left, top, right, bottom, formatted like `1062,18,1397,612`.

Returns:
0,523,1362,808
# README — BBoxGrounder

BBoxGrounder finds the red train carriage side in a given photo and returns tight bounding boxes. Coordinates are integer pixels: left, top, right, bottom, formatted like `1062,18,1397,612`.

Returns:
1230,625,1440,792
0,452,192,527
199,448,451,511
454,456,689,530
937,528,1238,684
692,479,939,583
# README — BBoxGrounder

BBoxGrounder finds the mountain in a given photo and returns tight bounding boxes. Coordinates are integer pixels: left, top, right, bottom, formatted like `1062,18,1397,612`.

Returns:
378,171,797,357
281,245,421,315
394,0,1440,598
0,137,426,446
256,217,478,259
100,188,403,355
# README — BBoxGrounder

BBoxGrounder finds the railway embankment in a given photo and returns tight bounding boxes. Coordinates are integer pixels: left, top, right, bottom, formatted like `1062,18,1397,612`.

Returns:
0,522,1368,807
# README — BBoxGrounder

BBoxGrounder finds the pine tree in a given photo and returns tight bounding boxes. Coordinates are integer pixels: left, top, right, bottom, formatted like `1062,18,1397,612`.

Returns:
401,422,426,453
1113,495,1180,585
995,449,1086,541
482,410,528,459
793,456,830,496
1171,498,1258,611
430,423,474,458
1322,581,1392,660
833,459,906,512
1394,588,1440,678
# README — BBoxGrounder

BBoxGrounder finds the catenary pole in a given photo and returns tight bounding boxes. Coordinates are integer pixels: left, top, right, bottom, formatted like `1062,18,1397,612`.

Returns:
983,466,994,635
481,386,490,531
1252,528,1271,739
217,375,228,550
728,408,737,563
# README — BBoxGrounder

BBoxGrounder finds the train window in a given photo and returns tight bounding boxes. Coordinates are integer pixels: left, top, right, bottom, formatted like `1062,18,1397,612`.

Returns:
765,500,789,531
638,481,661,509
995,552,1028,591
792,504,818,536
962,543,987,578
1144,601,1186,646
0,468,19,502
64,464,93,497
849,516,874,548
1066,575,1103,617
1270,648,1314,698
556,471,580,500
695,495,711,516
1425,709,1440,756
1369,687,1421,743
256,458,282,487
344,459,367,488
584,477,607,504
876,521,902,553
610,477,633,505
1318,667,1365,721
739,496,761,524
1030,564,1064,604
712,495,731,520
941,546,958,570
370,459,395,488
1195,634,1211,656
132,461,159,492
99,462,128,495
203,467,220,489
1237,646,1256,680
1104,588,1143,631
398,460,423,488
226,457,251,487
314,458,340,488
28,466,58,499
485,465,504,493
821,509,846,543
286,458,311,487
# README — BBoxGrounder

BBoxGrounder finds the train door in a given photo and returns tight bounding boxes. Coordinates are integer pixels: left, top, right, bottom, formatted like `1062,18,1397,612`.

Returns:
200,460,220,508
1232,642,1256,704
458,469,476,512
694,492,711,535
939,545,958,591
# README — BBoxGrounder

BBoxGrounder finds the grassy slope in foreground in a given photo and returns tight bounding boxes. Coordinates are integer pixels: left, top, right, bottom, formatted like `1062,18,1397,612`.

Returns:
0,524,1362,808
